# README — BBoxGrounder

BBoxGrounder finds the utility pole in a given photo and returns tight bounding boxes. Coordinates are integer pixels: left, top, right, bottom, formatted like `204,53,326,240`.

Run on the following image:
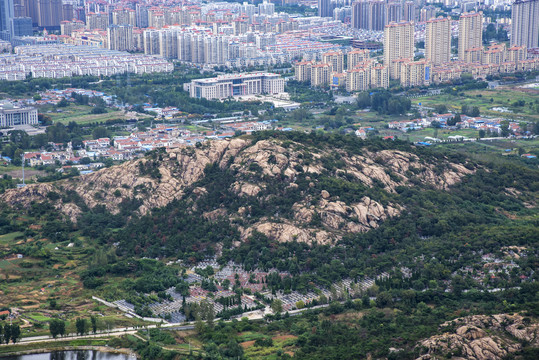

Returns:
17,153,26,188
21,153,25,186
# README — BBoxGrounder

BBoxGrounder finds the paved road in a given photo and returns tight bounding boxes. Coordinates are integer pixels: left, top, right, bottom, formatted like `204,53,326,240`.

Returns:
3,299,335,348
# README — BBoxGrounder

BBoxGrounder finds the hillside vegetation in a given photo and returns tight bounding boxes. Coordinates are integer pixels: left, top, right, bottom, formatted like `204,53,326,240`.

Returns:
0,132,537,359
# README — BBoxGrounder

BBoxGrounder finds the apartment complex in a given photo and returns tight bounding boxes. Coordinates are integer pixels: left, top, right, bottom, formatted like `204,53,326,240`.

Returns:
383,21,414,78
425,17,451,65
511,0,539,49
294,49,389,91
458,12,483,61
0,44,173,80
187,73,284,100
345,60,389,91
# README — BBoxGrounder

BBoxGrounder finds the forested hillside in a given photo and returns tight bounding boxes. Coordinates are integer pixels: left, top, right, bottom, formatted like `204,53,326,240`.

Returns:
0,132,537,359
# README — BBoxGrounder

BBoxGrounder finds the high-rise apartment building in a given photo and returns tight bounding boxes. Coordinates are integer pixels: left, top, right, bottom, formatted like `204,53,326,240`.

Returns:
346,64,371,91
112,8,136,26
0,0,14,39
371,64,389,88
400,59,431,87
511,0,539,49
385,2,402,24
294,61,313,82
319,0,333,18
425,17,451,65
258,0,275,16
86,12,108,30
458,12,483,61
322,50,344,73
136,4,148,29
311,63,331,86
13,0,24,17
403,1,417,22
60,19,83,36
37,0,63,28
347,49,370,69
10,16,32,36
62,3,72,21
420,6,437,22
107,24,134,51
352,0,386,31
384,21,414,78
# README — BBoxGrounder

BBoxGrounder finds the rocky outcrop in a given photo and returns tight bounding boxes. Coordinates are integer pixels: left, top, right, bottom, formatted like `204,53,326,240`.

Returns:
416,314,539,360
2,138,249,221
1,137,475,244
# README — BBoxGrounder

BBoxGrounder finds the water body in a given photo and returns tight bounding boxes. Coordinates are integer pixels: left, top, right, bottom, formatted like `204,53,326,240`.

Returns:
0,350,136,360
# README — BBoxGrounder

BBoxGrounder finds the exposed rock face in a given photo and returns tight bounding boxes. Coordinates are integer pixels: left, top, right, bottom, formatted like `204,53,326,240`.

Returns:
416,314,539,360
1,137,474,244
2,139,248,221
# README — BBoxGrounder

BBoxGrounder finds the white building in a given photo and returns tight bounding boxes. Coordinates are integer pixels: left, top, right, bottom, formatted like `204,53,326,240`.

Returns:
188,72,285,100
0,101,38,127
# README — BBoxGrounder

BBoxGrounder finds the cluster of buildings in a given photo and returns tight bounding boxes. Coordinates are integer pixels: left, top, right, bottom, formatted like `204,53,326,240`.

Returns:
21,120,279,167
3,0,385,70
0,44,172,80
295,49,389,91
138,25,343,68
388,113,524,136
295,7,539,91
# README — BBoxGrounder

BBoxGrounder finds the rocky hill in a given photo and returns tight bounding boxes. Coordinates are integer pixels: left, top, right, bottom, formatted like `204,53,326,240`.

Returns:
1,134,475,244
416,314,539,360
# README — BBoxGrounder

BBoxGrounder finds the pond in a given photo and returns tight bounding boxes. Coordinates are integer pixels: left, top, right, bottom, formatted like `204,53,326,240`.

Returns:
1,350,136,360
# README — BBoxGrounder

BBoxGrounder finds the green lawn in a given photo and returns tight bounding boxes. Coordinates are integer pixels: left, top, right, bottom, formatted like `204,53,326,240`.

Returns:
27,313,52,322
412,86,539,121
0,231,25,244
41,104,130,125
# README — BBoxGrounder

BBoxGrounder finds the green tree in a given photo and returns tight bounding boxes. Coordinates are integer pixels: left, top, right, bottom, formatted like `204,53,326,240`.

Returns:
375,291,393,308
75,318,87,336
92,127,109,139
10,324,20,343
500,120,510,137
57,98,69,107
434,104,447,114
3,323,11,344
91,316,97,334
271,299,283,314
49,319,65,339
49,299,57,309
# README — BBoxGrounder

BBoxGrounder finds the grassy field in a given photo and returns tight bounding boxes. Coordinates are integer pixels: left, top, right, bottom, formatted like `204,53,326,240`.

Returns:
382,128,481,142
0,338,114,355
240,332,298,359
40,105,131,125
412,85,539,122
